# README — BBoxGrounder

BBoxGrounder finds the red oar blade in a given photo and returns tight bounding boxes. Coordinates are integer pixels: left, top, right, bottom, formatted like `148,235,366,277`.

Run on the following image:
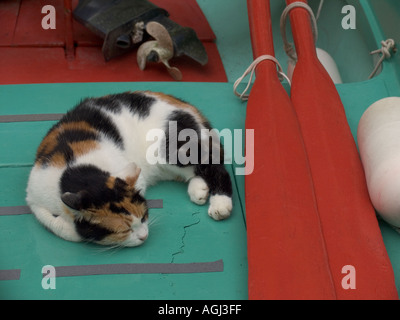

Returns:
286,0,397,299
245,0,336,299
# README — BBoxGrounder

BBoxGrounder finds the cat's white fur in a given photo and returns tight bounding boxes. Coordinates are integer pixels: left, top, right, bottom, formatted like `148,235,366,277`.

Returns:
26,96,232,246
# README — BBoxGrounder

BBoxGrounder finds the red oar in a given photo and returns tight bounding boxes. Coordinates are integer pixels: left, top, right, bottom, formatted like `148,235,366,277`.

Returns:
245,0,336,299
286,0,398,299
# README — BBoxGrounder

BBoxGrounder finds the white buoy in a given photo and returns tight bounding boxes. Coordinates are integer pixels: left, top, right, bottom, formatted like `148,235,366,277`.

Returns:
358,97,400,228
287,48,343,84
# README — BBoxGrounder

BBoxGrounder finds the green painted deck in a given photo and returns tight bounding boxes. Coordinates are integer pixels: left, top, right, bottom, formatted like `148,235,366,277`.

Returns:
0,82,248,299
1,0,400,299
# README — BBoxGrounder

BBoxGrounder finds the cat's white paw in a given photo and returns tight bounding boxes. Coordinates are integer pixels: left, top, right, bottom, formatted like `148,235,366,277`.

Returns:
208,195,232,221
188,177,209,205
53,216,82,242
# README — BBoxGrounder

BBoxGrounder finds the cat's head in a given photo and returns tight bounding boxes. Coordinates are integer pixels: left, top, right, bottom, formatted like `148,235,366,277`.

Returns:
61,163,149,247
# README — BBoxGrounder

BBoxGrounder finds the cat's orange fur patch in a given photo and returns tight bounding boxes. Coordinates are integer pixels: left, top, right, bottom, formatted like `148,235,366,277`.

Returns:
36,129,59,160
144,91,209,124
51,152,68,167
68,140,99,158
36,121,99,167
116,197,147,219
82,210,133,245
105,176,116,190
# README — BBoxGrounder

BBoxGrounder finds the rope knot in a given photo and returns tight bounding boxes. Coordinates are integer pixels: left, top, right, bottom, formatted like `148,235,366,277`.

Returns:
382,39,395,58
233,55,291,101
280,1,319,62
369,39,396,79
372,39,395,58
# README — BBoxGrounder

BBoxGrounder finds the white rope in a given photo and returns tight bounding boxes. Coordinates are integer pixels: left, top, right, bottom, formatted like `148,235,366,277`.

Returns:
368,39,396,79
315,0,324,21
280,1,319,62
233,55,291,101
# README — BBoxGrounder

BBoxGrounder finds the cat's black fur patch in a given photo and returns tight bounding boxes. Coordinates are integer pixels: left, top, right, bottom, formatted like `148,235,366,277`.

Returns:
165,110,202,167
36,129,99,166
60,165,147,211
131,191,146,204
121,92,155,118
60,128,98,143
74,219,112,241
61,103,123,148
91,92,155,119
163,110,231,197
168,110,200,133
37,92,157,167
195,164,233,197
109,203,131,215
60,165,122,208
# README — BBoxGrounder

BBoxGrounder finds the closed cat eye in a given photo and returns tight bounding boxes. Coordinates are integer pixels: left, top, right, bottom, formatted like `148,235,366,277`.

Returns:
109,203,130,215
141,211,149,223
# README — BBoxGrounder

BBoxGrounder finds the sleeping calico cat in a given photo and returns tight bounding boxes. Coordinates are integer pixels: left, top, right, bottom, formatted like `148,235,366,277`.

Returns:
26,91,233,247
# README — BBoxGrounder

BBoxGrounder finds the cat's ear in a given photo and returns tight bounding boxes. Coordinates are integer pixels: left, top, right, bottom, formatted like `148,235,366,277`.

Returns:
116,163,141,188
61,191,90,210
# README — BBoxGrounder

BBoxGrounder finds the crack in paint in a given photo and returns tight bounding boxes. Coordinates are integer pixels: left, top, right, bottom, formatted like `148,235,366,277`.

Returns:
170,212,201,263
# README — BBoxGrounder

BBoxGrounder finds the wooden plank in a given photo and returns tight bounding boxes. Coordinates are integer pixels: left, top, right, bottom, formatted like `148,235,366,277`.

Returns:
12,0,66,46
0,44,227,84
0,0,21,46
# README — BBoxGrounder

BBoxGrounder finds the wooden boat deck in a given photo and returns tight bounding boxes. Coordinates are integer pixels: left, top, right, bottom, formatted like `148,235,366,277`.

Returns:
0,0,399,299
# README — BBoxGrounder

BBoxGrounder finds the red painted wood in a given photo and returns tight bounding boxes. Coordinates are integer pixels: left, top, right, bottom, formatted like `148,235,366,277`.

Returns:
64,0,75,60
12,0,66,46
246,0,336,299
0,43,226,84
286,0,398,299
0,0,225,83
0,0,21,46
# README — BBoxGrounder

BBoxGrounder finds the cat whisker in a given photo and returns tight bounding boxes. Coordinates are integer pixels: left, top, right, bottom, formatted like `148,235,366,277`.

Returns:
148,215,162,228
92,242,124,254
